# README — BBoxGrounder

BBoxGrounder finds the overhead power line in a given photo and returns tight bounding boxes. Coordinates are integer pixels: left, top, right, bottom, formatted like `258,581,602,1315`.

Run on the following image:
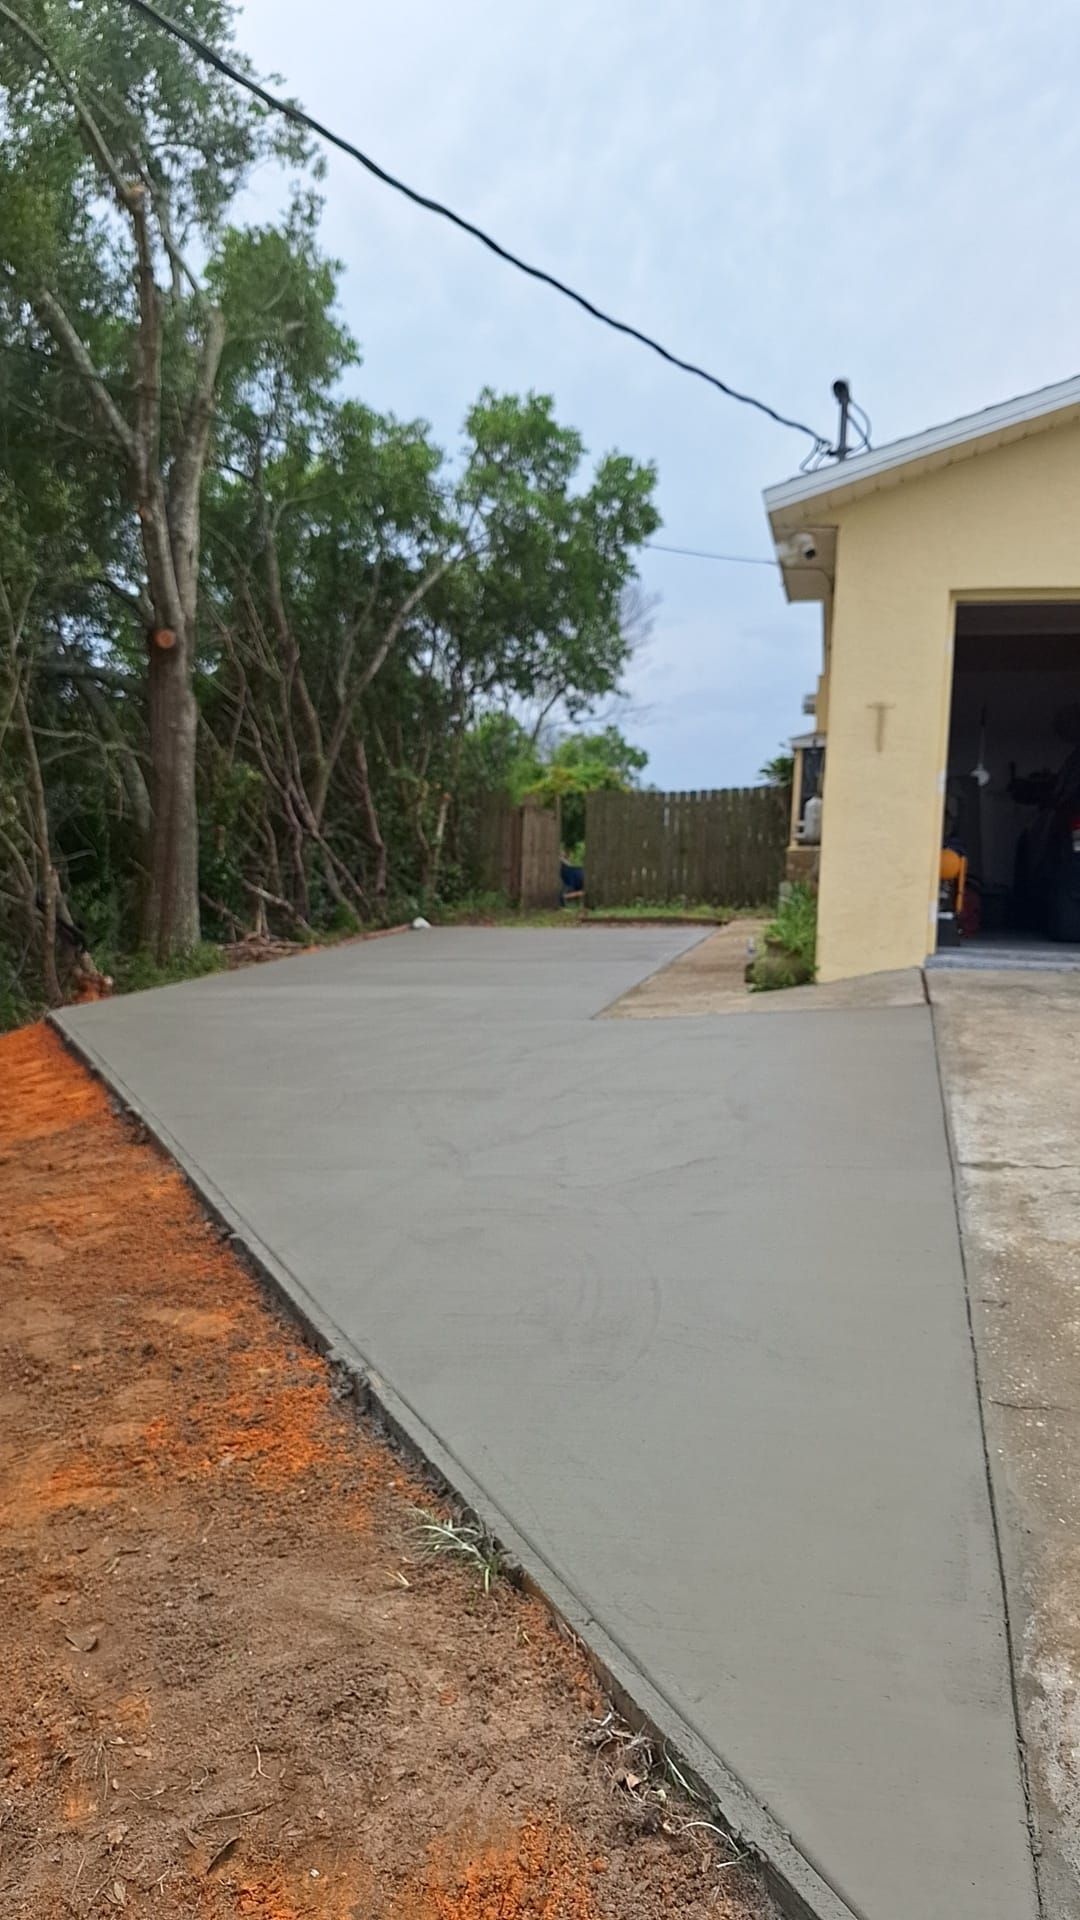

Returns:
113,0,831,452
645,541,777,567
0,342,799,571
645,540,834,592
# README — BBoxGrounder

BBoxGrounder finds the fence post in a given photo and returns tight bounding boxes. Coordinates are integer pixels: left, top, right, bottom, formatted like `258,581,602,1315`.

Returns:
519,797,561,909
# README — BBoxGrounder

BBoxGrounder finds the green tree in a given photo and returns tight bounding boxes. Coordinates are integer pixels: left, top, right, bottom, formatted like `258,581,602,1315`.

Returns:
759,747,794,787
0,0,308,956
208,377,660,904
529,726,648,851
459,715,542,803
0,7,662,1013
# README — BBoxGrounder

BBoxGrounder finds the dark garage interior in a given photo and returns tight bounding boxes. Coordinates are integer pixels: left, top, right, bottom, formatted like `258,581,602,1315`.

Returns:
944,603,1080,953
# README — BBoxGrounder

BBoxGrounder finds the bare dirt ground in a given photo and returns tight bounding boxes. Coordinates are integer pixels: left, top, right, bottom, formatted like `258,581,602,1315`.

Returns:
0,1023,771,1920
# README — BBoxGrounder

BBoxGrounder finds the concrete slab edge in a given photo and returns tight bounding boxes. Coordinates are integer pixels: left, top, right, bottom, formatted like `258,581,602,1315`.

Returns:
924,986,1045,1919
50,1010,862,1920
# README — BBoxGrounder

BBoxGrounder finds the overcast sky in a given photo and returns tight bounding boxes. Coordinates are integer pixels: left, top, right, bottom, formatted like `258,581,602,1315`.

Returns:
237,1,1080,786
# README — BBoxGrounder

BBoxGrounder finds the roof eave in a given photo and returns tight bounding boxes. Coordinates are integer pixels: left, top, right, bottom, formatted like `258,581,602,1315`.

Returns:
764,373,1080,534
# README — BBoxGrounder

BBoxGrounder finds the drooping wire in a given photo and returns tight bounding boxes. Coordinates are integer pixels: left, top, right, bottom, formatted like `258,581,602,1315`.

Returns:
644,542,778,566
109,0,832,453
848,397,873,447
797,387,872,471
644,542,833,591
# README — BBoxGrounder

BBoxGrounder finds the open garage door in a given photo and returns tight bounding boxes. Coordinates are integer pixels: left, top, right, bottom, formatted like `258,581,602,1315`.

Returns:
944,603,1080,957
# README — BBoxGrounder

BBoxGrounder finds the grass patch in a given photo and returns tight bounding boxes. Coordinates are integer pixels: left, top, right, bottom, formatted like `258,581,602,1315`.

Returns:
433,893,740,928
749,884,817,990
585,900,734,923
433,893,568,928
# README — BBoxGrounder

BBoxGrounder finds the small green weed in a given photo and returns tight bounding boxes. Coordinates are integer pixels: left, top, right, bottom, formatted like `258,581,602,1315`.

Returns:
409,1507,505,1593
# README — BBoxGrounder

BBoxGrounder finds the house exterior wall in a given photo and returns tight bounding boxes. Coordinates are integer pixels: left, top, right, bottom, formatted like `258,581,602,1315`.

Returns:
814,419,1080,980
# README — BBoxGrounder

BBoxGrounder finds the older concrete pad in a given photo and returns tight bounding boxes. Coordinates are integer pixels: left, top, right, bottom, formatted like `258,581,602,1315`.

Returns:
931,967,1080,1915
60,930,1036,1920
607,922,925,1019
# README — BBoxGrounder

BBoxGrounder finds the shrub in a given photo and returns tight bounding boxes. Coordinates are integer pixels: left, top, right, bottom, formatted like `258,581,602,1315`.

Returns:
104,943,226,997
750,884,817,991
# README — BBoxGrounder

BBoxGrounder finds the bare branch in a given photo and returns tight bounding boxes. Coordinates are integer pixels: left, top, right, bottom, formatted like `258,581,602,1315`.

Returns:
240,879,314,941
12,679,61,1003
72,676,151,846
130,188,163,489
36,655,138,693
35,289,135,462
97,576,155,628
354,546,468,700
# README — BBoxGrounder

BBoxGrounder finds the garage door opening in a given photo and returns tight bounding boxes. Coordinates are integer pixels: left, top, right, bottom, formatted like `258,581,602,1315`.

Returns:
942,603,1080,960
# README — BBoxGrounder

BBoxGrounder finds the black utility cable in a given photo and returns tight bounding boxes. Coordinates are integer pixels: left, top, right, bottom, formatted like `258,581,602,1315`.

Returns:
645,542,777,566
112,0,830,451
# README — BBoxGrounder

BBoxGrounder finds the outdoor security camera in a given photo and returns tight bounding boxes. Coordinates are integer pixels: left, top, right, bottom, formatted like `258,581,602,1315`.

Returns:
799,537,818,562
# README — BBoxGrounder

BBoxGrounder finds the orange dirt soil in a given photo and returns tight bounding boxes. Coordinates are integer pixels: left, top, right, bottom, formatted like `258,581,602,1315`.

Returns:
0,1024,772,1920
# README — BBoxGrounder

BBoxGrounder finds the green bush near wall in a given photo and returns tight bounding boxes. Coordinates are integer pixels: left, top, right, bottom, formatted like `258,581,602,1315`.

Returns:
750,884,817,990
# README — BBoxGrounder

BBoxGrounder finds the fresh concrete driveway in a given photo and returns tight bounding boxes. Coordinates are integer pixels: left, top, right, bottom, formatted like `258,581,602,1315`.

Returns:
59,929,1036,1920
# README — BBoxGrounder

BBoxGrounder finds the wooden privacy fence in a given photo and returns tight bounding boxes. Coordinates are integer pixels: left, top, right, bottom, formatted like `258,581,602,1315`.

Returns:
585,787,787,908
473,795,562,908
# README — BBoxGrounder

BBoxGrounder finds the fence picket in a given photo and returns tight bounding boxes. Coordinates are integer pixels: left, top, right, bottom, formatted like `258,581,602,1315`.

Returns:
584,786,784,908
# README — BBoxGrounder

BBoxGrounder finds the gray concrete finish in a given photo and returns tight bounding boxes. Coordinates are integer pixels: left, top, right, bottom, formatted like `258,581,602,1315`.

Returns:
59,930,1037,1920
931,968,1080,1917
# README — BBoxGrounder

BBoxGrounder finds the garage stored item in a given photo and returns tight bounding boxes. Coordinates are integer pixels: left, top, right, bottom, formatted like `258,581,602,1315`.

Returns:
970,706,991,788
1012,728,1080,941
938,847,967,948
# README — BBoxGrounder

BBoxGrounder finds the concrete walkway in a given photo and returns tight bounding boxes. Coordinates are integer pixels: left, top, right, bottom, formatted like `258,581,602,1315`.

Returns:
59,930,1037,1920
932,968,1080,1916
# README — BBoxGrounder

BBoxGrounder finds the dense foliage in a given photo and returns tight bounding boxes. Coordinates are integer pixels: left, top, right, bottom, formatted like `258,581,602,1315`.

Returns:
0,0,659,1023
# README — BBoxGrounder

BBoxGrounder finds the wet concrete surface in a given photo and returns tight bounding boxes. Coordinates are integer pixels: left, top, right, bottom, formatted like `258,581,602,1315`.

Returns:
931,968,1080,1917
60,929,1037,1920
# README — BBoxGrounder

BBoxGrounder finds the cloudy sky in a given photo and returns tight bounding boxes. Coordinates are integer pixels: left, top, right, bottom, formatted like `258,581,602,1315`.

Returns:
238,1,1080,786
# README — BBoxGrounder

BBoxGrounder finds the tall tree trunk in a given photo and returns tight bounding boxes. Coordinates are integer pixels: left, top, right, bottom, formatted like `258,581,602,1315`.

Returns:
10,14,226,965
425,788,453,898
37,200,224,964
143,637,200,956
354,732,388,899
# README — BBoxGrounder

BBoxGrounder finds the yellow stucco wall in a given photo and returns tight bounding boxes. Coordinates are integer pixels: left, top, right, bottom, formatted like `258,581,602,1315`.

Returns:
814,419,1080,980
